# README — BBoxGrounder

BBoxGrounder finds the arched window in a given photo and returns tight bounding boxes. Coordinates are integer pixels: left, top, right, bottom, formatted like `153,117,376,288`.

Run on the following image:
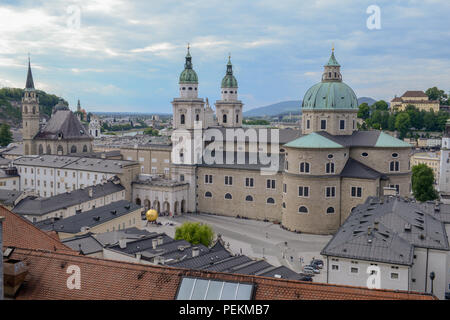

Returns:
180,114,185,125
32,106,36,114
267,197,275,204
300,162,310,173
196,114,200,121
223,114,227,123
326,207,335,214
225,193,232,200
245,195,253,202
38,145,43,155
282,202,286,208
82,145,88,153
24,106,28,113
57,145,63,155
71,145,77,153
46,145,51,154
205,192,212,198
236,114,239,123
298,206,308,214
135,198,141,206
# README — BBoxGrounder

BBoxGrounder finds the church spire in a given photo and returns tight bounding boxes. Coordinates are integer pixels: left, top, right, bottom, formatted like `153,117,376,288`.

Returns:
25,55,35,90
322,47,342,82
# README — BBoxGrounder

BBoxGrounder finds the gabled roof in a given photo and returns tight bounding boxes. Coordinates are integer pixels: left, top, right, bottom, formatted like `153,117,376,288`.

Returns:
35,109,93,141
35,200,140,234
402,91,427,98
0,205,74,253
321,196,450,265
284,132,344,149
375,132,412,148
13,181,125,216
8,248,435,300
315,131,411,148
340,158,384,180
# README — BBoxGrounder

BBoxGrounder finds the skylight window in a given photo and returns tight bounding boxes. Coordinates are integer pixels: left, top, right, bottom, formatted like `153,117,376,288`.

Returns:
176,277,253,300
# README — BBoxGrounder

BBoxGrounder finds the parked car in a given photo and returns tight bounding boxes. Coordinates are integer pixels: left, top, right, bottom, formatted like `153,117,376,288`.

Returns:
299,275,313,282
305,264,320,274
311,259,324,269
302,265,317,275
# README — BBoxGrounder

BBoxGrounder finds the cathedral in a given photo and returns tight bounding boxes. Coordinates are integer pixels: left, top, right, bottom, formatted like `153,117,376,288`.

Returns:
133,47,413,235
21,59,94,156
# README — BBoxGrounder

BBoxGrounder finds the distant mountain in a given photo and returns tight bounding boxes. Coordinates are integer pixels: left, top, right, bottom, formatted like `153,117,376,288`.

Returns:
243,100,301,117
357,97,377,106
244,97,378,118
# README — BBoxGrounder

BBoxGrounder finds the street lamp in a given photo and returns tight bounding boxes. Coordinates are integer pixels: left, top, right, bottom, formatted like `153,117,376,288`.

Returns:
429,271,435,295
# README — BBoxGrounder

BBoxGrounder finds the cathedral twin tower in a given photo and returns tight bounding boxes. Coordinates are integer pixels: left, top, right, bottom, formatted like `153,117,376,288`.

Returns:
172,47,244,131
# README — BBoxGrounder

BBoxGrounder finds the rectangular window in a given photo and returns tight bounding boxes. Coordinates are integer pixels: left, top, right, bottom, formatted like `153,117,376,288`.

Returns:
351,187,362,198
298,186,309,197
326,186,336,198
266,179,276,189
204,175,213,184
320,119,327,130
340,119,345,130
350,267,359,274
245,178,254,187
331,264,339,271
390,273,399,279
306,119,310,129
225,176,233,185
283,183,287,193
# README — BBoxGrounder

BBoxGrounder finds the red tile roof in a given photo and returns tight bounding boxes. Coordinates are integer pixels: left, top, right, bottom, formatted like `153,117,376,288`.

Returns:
0,205,75,254
9,248,435,300
401,90,428,98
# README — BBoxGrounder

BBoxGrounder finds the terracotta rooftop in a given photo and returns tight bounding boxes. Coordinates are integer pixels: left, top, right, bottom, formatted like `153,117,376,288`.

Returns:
7,248,435,300
0,205,75,254
401,90,428,98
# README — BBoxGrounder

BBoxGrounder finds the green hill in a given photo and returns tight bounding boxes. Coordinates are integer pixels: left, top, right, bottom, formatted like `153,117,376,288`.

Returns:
0,88,67,126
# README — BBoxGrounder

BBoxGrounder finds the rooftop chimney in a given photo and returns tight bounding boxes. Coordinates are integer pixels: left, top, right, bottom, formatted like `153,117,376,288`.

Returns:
88,188,93,198
157,236,163,245
0,216,4,300
374,221,379,231
152,238,158,249
192,247,200,258
119,239,127,249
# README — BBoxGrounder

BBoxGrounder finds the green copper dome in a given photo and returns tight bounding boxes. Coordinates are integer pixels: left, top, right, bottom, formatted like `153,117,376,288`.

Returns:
302,82,358,110
179,48,198,84
221,56,238,88
302,50,357,110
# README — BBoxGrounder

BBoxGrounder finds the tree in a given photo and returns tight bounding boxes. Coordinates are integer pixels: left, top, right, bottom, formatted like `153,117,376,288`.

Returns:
412,164,438,202
372,100,389,111
174,222,214,247
357,103,370,120
395,112,411,139
387,113,396,131
0,123,13,147
143,127,160,136
425,87,448,105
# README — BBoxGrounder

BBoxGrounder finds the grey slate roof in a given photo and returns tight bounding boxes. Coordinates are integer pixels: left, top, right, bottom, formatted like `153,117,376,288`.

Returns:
197,151,285,172
0,157,11,167
0,189,23,206
340,158,385,180
34,200,140,234
93,228,154,247
61,233,104,255
321,196,450,266
13,181,125,216
35,109,93,141
206,127,302,144
13,155,138,173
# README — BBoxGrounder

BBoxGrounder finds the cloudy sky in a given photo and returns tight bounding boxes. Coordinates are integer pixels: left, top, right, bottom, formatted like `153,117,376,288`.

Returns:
1,0,449,113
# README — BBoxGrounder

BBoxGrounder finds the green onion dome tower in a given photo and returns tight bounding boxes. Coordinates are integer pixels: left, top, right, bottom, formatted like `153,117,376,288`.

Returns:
301,48,358,136
215,55,243,127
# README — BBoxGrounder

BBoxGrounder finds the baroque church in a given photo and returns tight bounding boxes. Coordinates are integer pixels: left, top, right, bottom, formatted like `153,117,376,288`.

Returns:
133,47,413,235
22,59,94,156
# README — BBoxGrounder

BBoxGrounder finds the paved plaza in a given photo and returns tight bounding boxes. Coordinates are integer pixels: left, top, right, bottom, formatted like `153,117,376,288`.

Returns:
142,213,332,282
